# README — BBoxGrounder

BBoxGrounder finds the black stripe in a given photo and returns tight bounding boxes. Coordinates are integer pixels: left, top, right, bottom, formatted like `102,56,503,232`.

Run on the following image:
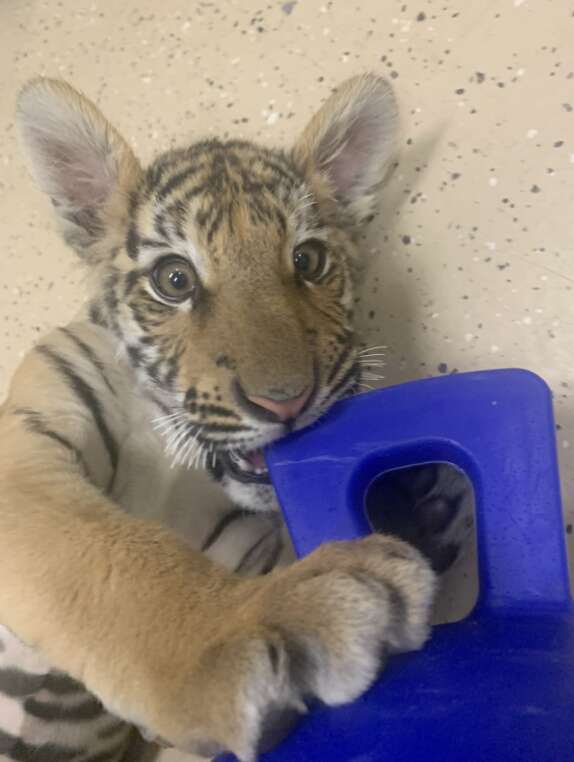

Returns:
88,302,107,328
30,425,88,473
153,212,172,242
126,224,140,259
145,160,171,191
124,270,143,297
60,328,116,396
201,508,249,552
0,668,45,697
44,671,87,696
0,730,79,761
103,270,120,318
15,409,90,475
164,199,188,241
195,206,212,230
182,182,211,204
200,421,255,434
259,157,298,185
324,363,359,407
207,204,225,244
126,344,143,367
260,534,284,575
156,164,205,201
196,403,241,420
36,346,119,472
24,694,104,721
235,528,278,574
327,343,354,386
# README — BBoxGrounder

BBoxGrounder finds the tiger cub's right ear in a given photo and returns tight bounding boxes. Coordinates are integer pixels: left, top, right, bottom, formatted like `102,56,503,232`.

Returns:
17,78,142,257
293,74,398,230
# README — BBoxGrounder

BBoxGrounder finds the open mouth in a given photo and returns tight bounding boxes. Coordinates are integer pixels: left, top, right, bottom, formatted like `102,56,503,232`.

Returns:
223,448,271,484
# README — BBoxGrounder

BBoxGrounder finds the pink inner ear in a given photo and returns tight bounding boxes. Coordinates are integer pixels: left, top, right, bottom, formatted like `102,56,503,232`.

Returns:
42,132,114,210
327,113,382,197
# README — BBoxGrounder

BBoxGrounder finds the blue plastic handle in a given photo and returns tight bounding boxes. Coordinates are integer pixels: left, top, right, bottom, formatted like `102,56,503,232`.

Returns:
217,370,574,762
265,369,570,613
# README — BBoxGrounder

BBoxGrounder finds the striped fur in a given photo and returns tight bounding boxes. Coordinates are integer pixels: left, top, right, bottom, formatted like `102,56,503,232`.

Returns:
0,75,440,761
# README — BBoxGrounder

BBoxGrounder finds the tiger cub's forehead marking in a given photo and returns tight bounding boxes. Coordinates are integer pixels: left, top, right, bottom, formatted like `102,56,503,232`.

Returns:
127,139,323,280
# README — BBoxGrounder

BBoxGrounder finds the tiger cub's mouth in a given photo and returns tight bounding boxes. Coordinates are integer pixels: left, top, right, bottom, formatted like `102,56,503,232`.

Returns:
223,449,270,485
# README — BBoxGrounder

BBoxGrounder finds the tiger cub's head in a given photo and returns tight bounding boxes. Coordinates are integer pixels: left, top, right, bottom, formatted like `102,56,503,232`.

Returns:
17,75,397,508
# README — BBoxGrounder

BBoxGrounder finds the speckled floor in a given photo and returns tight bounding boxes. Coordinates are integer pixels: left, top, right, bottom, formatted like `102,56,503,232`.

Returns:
1,1,573,760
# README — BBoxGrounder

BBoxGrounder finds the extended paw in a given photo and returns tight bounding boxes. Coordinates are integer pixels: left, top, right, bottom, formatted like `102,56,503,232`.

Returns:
193,534,436,760
113,535,435,762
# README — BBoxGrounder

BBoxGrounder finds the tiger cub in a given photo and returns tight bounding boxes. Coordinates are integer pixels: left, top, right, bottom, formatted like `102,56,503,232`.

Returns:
0,74,463,761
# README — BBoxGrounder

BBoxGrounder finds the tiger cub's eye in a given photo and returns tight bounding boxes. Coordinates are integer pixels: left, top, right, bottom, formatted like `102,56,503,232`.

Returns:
151,256,197,303
292,240,328,282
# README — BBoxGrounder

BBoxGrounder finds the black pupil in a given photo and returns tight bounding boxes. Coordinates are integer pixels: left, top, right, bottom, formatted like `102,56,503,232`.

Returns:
168,269,188,290
294,250,311,272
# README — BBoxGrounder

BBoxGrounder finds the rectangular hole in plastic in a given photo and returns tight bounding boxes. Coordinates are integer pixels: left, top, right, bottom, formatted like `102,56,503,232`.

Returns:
364,462,478,624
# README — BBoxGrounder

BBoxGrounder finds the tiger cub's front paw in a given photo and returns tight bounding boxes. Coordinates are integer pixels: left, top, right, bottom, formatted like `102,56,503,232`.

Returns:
183,534,436,761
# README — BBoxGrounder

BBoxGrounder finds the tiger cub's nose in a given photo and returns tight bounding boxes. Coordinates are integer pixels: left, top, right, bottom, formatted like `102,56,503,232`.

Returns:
247,386,312,422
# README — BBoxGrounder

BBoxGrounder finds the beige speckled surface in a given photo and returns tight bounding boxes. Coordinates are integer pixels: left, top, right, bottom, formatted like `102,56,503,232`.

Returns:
1,1,573,759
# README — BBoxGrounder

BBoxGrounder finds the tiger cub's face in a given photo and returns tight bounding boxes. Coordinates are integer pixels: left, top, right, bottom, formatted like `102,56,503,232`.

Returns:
17,75,397,507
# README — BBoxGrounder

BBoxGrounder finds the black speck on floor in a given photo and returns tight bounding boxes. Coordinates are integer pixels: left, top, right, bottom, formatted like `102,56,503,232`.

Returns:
531,184,541,193
455,88,465,95
402,235,411,244
416,11,426,21
563,103,573,112
282,1,297,13
475,71,486,83
567,524,573,535
438,362,448,374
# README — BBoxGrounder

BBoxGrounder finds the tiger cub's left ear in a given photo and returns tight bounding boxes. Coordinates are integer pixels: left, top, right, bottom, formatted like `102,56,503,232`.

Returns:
17,78,142,257
293,74,398,228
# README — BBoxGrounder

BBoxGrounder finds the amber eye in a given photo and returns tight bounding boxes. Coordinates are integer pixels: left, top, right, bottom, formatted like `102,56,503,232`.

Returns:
292,240,328,282
151,256,197,303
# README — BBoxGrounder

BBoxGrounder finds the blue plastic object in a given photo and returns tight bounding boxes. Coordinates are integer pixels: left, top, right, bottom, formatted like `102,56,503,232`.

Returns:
218,369,574,761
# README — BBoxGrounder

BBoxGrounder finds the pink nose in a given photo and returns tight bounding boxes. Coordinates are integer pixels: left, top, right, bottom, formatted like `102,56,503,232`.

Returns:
248,387,312,421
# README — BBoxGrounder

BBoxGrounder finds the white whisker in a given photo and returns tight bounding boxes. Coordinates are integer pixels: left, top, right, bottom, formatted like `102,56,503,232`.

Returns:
167,427,192,457
152,412,188,435
151,411,182,424
177,430,202,469
191,441,206,470
358,344,388,354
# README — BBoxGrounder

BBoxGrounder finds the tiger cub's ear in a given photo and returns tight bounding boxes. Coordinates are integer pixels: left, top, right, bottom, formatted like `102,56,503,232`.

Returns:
293,74,398,229
17,78,142,257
